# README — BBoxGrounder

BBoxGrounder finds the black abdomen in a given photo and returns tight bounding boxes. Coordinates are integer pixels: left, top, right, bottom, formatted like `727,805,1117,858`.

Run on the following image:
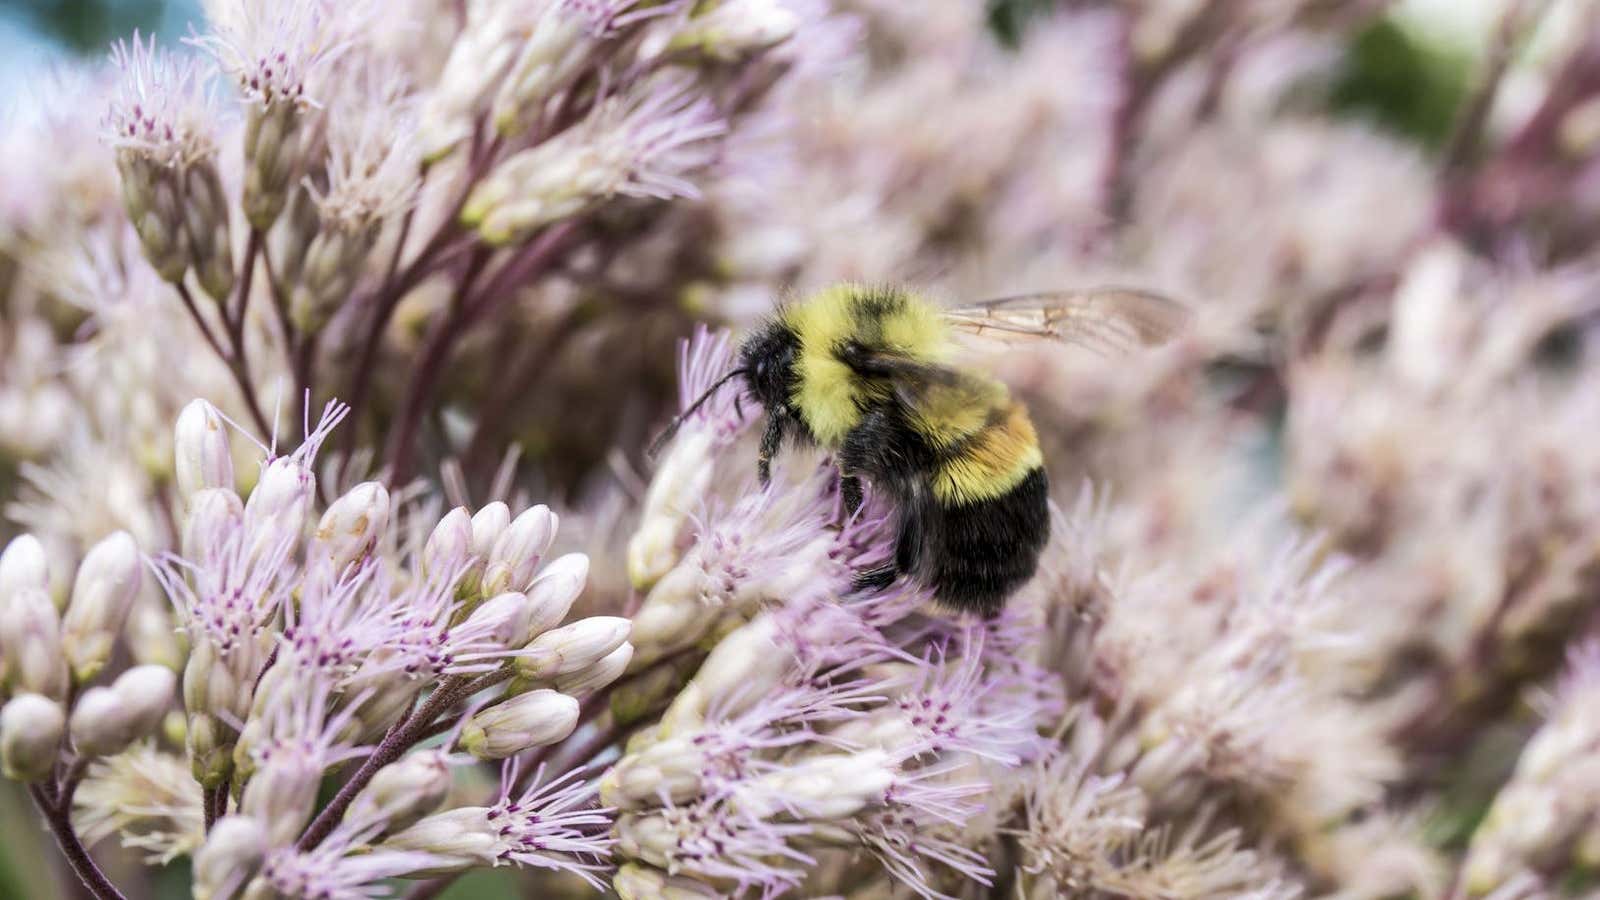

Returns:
930,467,1050,616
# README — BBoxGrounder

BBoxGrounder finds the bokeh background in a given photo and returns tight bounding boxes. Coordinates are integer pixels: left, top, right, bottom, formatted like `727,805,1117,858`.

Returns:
5,0,1600,897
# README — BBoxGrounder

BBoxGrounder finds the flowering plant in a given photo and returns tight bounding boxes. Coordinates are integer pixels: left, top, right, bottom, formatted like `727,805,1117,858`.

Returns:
4,1,1600,898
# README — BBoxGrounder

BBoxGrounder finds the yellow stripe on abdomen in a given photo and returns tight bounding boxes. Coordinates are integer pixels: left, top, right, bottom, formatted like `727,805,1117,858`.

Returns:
930,403,1044,505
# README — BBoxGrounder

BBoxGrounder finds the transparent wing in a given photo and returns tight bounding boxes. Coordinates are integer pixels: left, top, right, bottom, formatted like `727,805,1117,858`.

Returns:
944,286,1192,355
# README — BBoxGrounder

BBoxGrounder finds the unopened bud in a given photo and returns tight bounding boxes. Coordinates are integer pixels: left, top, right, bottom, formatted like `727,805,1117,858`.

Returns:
0,588,67,699
184,488,244,560
424,507,473,582
116,151,190,282
684,612,787,719
246,457,315,529
615,812,682,869
622,573,713,668
270,183,320,288
517,617,631,680
628,430,713,589
470,503,511,562
193,815,267,900
241,752,321,846
244,457,314,560
0,533,49,600
614,862,722,900
174,400,234,506
523,552,588,639
69,665,175,758
186,712,235,788
347,749,453,834
457,502,510,603
382,806,497,866
555,642,633,698
459,689,579,759
241,102,304,230
62,530,143,681
310,481,390,570
602,732,705,809
183,161,236,301
0,693,64,781
126,597,185,670
739,750,895,821
481,505,557,596
491,7,600,138
667,0,799,61
462,592,535,650
291,224,378,333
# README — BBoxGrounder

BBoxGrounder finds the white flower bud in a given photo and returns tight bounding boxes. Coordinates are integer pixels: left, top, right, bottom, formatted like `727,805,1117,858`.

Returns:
627,565,721,668
183,161,236,302
241,102,304,230
459,689,579,760
70,665,176,758
310,481,390,571
614,862,722,900
628,430,713,589
615,812,683,868
601,733,708,809
186,712,235,788
347,749,453,834
126,597,185,670
685,612,787,718
738,750,896,821
667,0,799,61
193,815,267,900
241,751,322,846
183,488,244,560
174,399,234,506
456,503,510,603
0,533,49,601
117,152,190,283
470,502,511,561
523,552,588,638
516,617,632,679
424,507,473,581
462,592,535,650
0,693,64,781
556,642,633,698
244,457,315,564
62,530,143,682
382,806,497,866
482,504,557,596
0,587,67,700
491,7,599,137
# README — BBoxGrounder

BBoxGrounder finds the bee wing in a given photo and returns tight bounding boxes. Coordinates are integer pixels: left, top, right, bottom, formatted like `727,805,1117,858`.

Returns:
944,287,1192,355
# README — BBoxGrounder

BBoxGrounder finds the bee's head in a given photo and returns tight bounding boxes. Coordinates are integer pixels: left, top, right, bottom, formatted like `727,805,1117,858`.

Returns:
647,321,799,458
738,320,799,413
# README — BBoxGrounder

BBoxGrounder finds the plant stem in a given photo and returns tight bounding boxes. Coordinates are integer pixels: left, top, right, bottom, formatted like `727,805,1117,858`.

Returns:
383,248,491,486
27,784,128,900
295,675,479,851
175,282,274,438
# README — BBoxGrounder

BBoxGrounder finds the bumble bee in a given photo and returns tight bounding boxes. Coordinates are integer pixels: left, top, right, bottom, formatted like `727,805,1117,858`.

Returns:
654,284,1189,616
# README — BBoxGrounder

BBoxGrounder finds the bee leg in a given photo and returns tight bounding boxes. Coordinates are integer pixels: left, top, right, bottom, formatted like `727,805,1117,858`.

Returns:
841,475,864,517
853,563,898,594
757,414,786,486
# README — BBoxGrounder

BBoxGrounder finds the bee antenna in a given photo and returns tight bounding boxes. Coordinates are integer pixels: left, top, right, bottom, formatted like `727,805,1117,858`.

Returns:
647,368,749,458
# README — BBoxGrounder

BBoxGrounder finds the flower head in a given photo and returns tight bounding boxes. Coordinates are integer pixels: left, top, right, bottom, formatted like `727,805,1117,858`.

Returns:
383,763,614,886
191,0,363,108
104,33,219,168
314,65,421,232
463,77,726,244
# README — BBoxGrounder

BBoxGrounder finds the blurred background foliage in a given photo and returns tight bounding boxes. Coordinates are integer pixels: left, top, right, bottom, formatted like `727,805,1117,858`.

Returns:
0,0,1498,897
